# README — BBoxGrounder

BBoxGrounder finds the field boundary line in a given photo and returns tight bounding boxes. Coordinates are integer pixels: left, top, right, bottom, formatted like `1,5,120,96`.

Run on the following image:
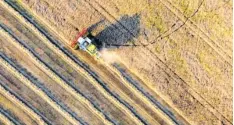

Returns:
83,0,232,124
9,1,146,124
0,29,81,125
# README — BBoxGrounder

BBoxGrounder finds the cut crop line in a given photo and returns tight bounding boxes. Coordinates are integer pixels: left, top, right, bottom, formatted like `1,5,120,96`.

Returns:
0,80,48,125
97,60,176,124
0,52,83,125
0,107,21,125
82,0,232,124
0,110,14,125
112,64,188,125
158,0,232,64
0,1,113,124
5,1,146,124
0,29,83,125
113,63,192,125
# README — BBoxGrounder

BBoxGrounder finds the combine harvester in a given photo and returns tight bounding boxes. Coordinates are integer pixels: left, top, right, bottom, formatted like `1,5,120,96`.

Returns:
71,28,102,59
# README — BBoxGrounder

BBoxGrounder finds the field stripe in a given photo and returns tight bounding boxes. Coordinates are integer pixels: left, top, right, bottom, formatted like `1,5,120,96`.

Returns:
0,108,20,125
0,111,14,125
4,1,146,124
112,63,185,125
0,81,48,125
0,110,14,125
0,29,84,125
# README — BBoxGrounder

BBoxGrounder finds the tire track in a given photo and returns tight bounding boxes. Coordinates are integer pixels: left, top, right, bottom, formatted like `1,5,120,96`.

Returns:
0,107,21,125
158,0,232,64
0,35,85,125
82,0,232,124
4,1,146,124
0,78,50,125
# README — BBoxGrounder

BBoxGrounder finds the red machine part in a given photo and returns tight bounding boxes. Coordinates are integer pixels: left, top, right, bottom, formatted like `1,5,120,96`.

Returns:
71,28,88,48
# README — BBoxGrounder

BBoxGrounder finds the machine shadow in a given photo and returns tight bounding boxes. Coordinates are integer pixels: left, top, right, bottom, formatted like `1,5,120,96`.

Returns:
88,14,141,49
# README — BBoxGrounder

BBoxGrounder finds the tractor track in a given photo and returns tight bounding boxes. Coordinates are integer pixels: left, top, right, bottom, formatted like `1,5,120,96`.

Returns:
0,76,50,125
158,0,232,62
83,0,232,124
3,1,150,124
0,41,85,125
0,107,21,125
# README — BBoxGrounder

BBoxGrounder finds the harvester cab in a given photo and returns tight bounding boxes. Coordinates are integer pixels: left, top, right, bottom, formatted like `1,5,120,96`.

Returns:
71,29,101,58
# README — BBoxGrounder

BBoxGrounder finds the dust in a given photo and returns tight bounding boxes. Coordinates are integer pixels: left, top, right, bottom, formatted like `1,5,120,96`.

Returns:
100,48,120,64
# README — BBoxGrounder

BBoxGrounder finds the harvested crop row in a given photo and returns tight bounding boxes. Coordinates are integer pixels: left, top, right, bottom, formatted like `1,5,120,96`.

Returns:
0,103,22,125
0,46,73,125
0,36,82,125
0,109,14,125
112,63,187,125
0,75,48,125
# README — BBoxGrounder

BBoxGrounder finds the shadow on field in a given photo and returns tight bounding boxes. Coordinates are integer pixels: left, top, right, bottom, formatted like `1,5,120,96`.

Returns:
88,14,141,49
